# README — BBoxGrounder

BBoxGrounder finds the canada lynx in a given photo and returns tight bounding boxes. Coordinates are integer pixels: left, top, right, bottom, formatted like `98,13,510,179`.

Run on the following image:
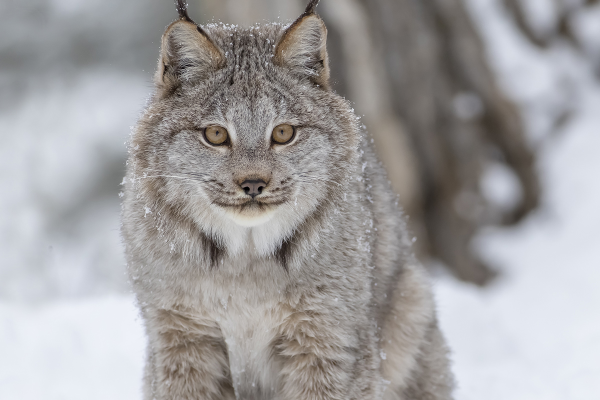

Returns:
121,0,454,399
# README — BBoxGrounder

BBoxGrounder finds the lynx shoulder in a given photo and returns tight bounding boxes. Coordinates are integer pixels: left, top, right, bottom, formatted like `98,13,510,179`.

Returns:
121,1,454,399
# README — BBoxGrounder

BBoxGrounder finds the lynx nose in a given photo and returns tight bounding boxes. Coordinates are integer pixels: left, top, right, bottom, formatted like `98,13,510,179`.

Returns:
240,179,267,199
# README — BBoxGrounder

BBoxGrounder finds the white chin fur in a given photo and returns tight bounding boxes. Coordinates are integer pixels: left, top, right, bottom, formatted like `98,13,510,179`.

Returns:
224,207,277,227
204,202,305,257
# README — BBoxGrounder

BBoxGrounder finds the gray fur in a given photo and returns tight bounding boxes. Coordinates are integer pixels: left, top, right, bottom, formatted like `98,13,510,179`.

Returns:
121,4,454,400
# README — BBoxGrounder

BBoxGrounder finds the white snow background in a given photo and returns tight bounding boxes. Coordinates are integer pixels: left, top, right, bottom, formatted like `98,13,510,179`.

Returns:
1,0,599,399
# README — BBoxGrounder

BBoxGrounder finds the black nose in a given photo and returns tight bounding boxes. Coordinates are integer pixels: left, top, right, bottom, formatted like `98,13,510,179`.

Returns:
240,179,267,198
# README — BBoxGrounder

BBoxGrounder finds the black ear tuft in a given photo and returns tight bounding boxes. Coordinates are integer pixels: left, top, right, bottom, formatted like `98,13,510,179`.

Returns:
304,0,320,15
154,0,225,93
174,0,195,23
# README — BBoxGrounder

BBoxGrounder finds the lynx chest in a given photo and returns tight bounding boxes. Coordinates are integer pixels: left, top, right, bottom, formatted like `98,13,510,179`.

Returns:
200,270,292,398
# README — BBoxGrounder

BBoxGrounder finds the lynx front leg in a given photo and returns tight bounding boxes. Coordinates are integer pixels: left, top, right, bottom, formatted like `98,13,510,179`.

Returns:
274,310,379,400
144,308,234,400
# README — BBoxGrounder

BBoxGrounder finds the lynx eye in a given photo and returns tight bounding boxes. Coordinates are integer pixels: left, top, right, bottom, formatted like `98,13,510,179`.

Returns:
272,124,295,145
203,126,229,146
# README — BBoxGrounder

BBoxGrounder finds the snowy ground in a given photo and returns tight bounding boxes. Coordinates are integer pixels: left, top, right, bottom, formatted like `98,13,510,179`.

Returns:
1,0,599,399
0,296,145,400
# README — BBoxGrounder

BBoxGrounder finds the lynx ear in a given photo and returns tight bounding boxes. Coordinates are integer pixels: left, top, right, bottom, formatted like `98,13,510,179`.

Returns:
274,1,329,88
155,2,225,90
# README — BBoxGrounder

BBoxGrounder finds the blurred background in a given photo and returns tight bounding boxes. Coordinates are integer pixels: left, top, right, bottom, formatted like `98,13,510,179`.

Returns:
0,0,599,398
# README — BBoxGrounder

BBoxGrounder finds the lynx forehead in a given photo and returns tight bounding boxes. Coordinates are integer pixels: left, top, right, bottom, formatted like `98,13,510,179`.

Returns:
121,1,454,399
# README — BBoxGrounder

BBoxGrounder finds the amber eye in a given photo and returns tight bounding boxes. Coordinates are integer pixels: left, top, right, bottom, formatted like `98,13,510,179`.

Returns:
272,124,295,144
204,126,229,146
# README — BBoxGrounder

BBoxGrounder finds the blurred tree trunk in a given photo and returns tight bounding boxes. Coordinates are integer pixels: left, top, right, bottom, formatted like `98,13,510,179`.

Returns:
198,0,540,285
503,0,600,77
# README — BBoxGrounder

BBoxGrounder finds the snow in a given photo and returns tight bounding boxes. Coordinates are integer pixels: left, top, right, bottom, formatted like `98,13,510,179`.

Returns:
0,72,148,301
0,296,145,400
1,0,599,399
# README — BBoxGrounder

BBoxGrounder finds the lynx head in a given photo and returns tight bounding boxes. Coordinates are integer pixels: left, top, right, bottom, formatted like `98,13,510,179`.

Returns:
127,0,359,259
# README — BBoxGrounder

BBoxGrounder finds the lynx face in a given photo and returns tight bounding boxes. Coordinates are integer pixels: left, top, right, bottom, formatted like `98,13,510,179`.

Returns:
160,74,332,227
130,20,358,255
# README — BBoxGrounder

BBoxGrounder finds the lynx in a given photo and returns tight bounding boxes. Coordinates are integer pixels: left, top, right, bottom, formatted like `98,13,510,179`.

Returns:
121,0,454,399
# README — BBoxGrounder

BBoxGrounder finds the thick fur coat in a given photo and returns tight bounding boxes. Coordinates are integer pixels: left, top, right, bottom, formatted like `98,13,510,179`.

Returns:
121,1,454,399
